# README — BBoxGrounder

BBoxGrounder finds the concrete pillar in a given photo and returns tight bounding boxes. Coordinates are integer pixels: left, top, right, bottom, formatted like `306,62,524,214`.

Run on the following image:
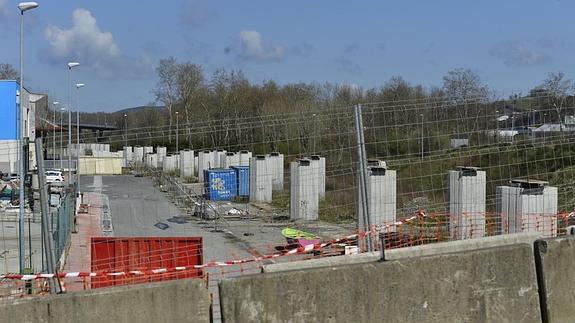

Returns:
449,167,486,240
267,152,284,191
180,150,194,178
146,153,158,168
359,166,396,229
239,150,252,167
197,150,212,182
496,179,558,238
221,152,240,168
163,155,177,173
156,146,167,165
290,158,319,220
249,155,273,203
143,146,153,156
310,155,326,199
193,155,198,176
133,146,144,163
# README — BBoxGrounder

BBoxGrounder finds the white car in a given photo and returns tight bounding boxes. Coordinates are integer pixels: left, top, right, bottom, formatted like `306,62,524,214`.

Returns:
46,170,65,184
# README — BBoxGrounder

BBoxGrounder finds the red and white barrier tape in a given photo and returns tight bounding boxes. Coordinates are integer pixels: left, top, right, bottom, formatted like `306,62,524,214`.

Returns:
3,212,571,281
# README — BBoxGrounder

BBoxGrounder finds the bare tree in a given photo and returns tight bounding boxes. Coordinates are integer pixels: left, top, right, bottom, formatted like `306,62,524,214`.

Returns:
442,68,488,104
0,63,19,80
535,72,574,122
154,57,179,141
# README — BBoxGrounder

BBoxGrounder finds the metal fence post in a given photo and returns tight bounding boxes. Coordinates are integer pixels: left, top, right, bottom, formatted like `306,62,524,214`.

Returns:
354,104,373,252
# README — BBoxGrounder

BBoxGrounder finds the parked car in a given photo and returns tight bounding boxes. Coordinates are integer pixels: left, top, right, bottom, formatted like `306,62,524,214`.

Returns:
45,170,65,183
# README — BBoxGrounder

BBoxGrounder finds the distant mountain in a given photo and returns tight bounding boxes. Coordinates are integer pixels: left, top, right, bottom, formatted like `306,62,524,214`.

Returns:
114,105,166,115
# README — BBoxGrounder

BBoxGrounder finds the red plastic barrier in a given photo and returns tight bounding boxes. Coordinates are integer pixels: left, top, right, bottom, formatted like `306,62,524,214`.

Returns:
91,237,203,288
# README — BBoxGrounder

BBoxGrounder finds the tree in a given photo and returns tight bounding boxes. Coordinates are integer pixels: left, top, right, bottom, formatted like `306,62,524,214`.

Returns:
442,68,488,104
534,72,573,122
154,57,179,141
0,63,19,80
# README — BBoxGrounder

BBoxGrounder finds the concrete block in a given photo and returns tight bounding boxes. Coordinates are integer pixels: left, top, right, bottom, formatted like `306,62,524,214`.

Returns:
156,146,167,165
449,167,486,239
263,232,543,273
221,152,240,168
267,152,284,190
310,155,326,199
534,236,575,322
0,279,210,323
239,150,252,167
220,243,541,323
359,166,396,228
197,150,212,182
290,159,318,220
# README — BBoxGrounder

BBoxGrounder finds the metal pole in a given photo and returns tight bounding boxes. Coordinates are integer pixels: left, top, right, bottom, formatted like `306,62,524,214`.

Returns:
52,103,56,162
35,139,61,294
76,87,81,201
18,8,26,274
354,104,372,252
60,108,63,169
67,68,72,186
124,114,127,148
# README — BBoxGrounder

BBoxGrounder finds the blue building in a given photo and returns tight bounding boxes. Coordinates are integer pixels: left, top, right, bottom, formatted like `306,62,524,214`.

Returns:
0,80,40,174
0,80,18,140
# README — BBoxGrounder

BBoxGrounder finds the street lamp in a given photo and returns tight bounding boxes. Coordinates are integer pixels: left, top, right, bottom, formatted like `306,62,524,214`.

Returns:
52,101,58,162
67,62,79,186
17,1,39,274
60,107,65,169
75,83,84,200
175,111,179,152
123,114,128,148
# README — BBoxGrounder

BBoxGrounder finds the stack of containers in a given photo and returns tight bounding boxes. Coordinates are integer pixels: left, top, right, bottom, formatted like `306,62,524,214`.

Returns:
231,166,250,198
204,169,237,201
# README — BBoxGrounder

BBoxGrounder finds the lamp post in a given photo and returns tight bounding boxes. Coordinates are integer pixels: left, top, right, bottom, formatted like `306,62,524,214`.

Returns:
60,107,65,169
17,1,39,274
52,101,58,162
124,114,128,148
420,113,424,160
175,111,179,152
67,62,79,186
75,83,84,200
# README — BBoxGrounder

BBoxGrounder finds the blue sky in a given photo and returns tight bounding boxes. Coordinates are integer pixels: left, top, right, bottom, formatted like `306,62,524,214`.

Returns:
0,0,573,112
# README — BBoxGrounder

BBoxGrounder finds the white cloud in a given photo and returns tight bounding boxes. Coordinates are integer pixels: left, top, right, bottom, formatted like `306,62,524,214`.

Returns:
239,30,284,61
489,41,548,67
43,9,152,79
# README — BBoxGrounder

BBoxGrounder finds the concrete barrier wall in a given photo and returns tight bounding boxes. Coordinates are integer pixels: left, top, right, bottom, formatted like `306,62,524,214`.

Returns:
534,236,575,323
263,232,543,273
0,279,210,323
220,243,541,323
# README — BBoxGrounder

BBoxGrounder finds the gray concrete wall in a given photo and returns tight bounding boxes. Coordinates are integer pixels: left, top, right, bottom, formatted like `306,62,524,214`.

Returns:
0,278,210,323
263,232,543,273
221,243,541,323
534,236,575,323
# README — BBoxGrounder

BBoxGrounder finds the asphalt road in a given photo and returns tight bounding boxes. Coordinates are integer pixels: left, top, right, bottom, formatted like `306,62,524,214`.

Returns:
82,175,257,263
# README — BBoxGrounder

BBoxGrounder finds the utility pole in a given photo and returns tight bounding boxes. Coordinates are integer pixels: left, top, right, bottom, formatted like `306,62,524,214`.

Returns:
354,104,372,252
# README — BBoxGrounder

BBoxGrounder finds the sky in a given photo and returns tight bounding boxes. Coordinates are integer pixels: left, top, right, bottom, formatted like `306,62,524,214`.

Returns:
0,0,574,112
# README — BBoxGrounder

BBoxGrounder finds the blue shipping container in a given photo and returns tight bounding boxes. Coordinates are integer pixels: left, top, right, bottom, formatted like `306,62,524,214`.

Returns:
204,169,237,201
0,81,19,140
231,166,249,197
